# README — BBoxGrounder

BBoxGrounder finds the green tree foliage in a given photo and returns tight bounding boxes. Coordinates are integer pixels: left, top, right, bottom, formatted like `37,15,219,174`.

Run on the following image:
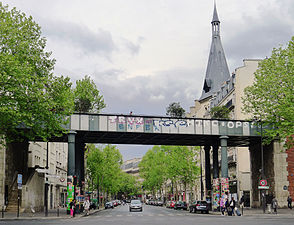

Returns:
0,3,74,141
242,37,294,145
73,75,106,113
139,145,199,199
166,102,185,117
117,172,141,197
210,106,230,119
139,146,167,193
86,144,139,198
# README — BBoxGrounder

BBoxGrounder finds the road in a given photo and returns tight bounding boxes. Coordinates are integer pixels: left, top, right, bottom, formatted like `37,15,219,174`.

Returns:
1,204,294,225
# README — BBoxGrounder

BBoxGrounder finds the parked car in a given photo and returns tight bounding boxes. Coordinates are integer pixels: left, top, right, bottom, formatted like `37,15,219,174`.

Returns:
189,200,209,214
157,200,164,206
174,201,188,210
105,201,114,209
170,201,176,208
166,200,176,208
112,200,118,207
129,199,143,212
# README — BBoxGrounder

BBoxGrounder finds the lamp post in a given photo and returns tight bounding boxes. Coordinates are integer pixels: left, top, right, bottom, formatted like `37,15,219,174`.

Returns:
260,120,266,214
44,141,49,217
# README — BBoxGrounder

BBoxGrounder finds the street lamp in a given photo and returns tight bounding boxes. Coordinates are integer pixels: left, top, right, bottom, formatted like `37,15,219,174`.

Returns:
44,141,49,217
254,118,266,214
260,120,266,214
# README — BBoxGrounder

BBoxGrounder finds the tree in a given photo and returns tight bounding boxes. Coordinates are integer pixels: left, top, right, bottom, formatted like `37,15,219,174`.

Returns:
166,102,185,117
73,75,106,113
0,3,74,141
242,36,294,145
210,106,230,119
139,145,199,200
86,144,123,200
139,146,167,195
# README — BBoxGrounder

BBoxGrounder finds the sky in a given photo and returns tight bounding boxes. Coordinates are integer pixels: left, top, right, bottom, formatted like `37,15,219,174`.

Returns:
2,0,294,160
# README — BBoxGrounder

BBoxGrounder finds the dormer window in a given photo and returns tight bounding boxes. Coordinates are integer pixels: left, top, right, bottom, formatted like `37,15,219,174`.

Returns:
203,79,212,93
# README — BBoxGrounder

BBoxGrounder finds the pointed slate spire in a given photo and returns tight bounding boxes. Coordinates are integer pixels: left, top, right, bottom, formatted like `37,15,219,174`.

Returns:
199,3,230,101
212,1,220,23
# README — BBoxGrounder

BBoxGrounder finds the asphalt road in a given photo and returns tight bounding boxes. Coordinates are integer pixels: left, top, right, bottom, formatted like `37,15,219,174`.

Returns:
2,204,294,225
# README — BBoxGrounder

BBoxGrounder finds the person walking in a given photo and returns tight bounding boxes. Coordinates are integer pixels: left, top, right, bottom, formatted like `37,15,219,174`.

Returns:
229,197,236,215
70,200,74,217
220,198,225,216
287,196,292,209
239,195,244,215
225,198,230,216
84,198,90,216
271,196,278,214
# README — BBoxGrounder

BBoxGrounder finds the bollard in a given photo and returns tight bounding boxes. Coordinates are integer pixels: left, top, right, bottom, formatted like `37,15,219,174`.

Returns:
57,204,60,217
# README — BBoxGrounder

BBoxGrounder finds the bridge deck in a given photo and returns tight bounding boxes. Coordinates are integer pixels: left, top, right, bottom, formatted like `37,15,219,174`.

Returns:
48,113,261,147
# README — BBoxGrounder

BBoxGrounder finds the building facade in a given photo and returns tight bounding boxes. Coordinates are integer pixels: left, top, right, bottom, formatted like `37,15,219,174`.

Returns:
187,3,293,209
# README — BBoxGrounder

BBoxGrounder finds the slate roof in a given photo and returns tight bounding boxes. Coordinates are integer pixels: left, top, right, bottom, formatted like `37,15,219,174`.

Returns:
199,3,230,101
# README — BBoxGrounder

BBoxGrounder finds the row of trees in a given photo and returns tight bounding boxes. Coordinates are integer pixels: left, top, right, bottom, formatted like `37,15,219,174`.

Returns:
139,145,200,201
0,3,105,143
86,144,141,202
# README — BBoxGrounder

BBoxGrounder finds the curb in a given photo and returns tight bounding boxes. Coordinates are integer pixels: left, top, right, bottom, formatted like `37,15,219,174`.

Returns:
0,208,103,221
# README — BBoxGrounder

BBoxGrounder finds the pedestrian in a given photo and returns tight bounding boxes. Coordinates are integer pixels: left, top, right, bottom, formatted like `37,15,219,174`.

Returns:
70,200,74,217
271,196,278,214
225,198,230,216
287,196,292,209
220,198,225,216
84,198,90,216
239,195,244,215
229,197,236,215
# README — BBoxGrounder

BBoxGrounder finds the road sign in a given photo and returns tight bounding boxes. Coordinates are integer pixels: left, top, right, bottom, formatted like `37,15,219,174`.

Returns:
258,186,269,189
17,174,22,190
259,179,267,186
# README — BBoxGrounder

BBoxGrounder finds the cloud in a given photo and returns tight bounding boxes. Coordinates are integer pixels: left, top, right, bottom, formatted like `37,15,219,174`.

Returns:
223,1,294,70
120,36,144,55
95,67,203,116
43,20,116,57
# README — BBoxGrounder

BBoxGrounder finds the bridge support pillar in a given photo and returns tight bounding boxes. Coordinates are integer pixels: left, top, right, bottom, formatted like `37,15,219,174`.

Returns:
75,141,85,196
67,131,76,214
220,136,229,206
204,146,212,194
212,144,220,210
213,144,219,179
204,145,212,209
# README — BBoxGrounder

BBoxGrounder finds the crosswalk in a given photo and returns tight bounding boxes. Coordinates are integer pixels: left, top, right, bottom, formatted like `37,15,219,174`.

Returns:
95,213,190,218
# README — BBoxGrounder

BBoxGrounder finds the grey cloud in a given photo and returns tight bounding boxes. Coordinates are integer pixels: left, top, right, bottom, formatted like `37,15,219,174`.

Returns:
42,20,116,56
224,4,294,70
95,68,203,116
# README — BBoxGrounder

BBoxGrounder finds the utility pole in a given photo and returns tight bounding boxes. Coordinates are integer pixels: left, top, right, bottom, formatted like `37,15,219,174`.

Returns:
260,121,266,214
44,141,49,217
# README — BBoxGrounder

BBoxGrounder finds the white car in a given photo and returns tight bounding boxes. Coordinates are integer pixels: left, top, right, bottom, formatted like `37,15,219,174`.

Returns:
129,199,143,212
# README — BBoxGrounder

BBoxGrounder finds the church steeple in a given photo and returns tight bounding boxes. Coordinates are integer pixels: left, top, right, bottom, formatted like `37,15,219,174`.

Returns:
211,2,220,36
199,2,230,101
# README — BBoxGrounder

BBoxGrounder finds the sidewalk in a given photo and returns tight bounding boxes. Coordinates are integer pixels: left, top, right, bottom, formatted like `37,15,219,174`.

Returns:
211,207,294,216
0,207,102,221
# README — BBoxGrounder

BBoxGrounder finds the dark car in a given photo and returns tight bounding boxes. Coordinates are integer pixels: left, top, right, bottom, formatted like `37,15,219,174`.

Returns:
174,201,188,210
189,200,209,214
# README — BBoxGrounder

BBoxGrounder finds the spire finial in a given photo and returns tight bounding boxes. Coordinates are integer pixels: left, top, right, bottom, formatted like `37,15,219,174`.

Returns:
212,0,220,23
